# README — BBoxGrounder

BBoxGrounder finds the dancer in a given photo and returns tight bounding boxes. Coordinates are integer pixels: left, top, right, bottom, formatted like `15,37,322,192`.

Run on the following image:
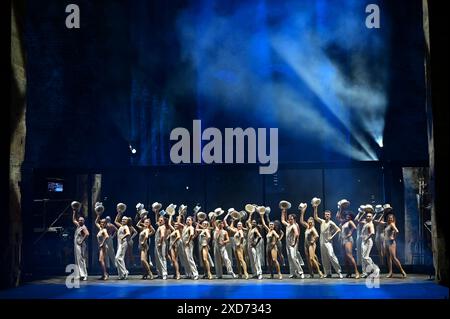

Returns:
378,211,407,278
374,205,386,266
136,216,155,279
104,216,117,271
336,211,360,279
354,206,366,266
259,210,282,279
281,203,305,279
355,206,380,278
72,202,89,281
182,216,199,280
247,217,263,280
114,204,130,280
197,220,213,279
168,213,182,280
226,219,249,279
126,218,137,268
312,199,343,278
280,203,304,278
299,203,324,278
273,220,285,267
94,213,109,280
154,215,168,280
213,214,238,279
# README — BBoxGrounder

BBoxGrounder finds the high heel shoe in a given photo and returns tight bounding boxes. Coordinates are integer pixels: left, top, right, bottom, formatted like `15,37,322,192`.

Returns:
386,273,393,278
401,272,407,278
355,273,360,279
104,274,109,281
208,274,213,280
278,274,282,280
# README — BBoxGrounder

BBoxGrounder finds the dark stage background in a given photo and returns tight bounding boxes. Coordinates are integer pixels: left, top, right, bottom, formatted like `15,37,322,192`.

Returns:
23,0,428,169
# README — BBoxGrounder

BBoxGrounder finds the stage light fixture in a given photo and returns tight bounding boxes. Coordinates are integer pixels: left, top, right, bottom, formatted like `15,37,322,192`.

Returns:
129,144,137,154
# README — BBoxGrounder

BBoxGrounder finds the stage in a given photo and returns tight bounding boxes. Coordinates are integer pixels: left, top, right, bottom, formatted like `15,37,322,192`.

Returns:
0,274,447,299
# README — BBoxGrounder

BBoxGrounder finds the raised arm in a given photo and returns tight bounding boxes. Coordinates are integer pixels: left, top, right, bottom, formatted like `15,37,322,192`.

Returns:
95,215,101,230
354,210,366,223
72,209,80,227
225,218,237,234
281,209,289,227
299,207,309,228
136,219,144,232
259,212,270,232
374,212,386,224
168,214,176,232
313,205,322,224
336,207,345,224
246,210,253,228
114,212,123,228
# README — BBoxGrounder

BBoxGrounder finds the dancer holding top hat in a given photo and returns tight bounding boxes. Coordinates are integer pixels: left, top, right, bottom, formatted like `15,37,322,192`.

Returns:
94,202,109,280
312,198,343,279
281,201,305,279
154,214,168,280
299,203,324,278
104,216,117,271
260,208,282,279
196,220,213,280
246,210,263,280
376,207,407,278
226,217,249,279
168,212,183,280
374,205,386,266
72,201,89,281
136,215,155,279
182,216,199,280
114,203,130,280
355,205,380,278
336,201,360,279
214,213,238,279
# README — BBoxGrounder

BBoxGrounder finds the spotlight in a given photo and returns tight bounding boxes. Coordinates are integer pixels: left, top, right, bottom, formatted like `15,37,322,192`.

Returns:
375,136,384,148
129,144,137,154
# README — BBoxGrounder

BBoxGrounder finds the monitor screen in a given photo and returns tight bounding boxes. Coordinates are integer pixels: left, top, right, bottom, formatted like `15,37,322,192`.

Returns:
47,182,63,192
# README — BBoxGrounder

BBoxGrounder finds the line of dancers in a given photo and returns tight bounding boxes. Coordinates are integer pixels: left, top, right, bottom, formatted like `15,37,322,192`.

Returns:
71,198,407,281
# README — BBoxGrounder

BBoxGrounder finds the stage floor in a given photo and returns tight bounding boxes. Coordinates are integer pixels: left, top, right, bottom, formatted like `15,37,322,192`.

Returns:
0,274,447,299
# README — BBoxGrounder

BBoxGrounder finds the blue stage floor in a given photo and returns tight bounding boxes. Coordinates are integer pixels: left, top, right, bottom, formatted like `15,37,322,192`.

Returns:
0,274,447,299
